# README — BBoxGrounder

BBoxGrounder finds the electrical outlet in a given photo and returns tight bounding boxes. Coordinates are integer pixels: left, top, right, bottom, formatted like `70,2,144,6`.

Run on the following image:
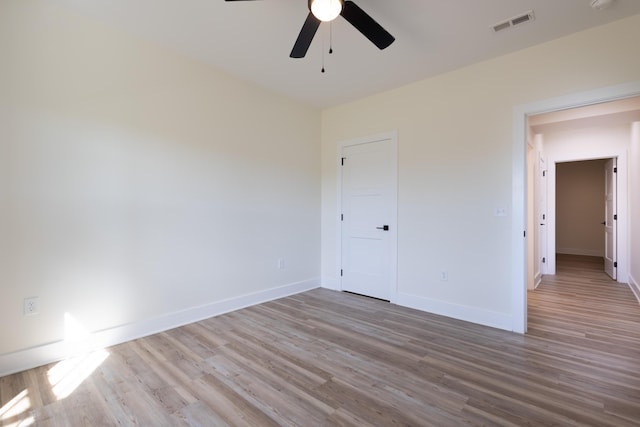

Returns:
440,271,449,281
24,297,39,316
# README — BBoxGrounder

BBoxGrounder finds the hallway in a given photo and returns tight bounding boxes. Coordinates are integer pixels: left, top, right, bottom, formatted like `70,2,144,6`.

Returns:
527,253,640,423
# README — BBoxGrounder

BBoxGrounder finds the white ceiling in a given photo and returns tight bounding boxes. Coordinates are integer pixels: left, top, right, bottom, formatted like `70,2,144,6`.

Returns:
53,0,640,108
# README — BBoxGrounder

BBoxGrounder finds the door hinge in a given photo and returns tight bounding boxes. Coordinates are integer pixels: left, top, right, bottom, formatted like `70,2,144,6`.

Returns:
542,257,546,263
614,214,617,221
542,170,546,177
524,230,526,238
340,269,343,277
614,262,617,268
614,167,617,173
341,157,345,166
542,214,546,220
341,213,344,221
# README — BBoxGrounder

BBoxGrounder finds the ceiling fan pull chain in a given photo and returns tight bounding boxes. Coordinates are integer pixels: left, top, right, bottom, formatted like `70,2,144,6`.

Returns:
329,21,333,54
321,31,326,73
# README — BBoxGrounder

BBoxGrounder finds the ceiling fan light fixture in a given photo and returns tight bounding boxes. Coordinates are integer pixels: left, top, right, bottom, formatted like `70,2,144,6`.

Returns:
310,0,343,22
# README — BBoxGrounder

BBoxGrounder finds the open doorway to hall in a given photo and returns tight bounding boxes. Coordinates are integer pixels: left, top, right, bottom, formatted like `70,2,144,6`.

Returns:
526,95,640,291
555,158,615,279
514,87,640,334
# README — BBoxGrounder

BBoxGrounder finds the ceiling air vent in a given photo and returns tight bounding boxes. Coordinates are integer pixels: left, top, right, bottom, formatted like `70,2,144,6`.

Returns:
492,10,535,33
591,0,614,10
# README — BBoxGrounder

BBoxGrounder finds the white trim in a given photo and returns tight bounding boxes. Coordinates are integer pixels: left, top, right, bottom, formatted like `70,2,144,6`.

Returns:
534,273,542,289
0,278,319,377
336,131,399,303
395,292,513,331
512,80,640,334
629,274,640,304
546,155,628,282
513,107,528,333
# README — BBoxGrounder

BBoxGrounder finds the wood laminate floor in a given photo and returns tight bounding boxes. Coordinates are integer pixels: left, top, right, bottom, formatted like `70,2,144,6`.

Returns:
2,255,639,426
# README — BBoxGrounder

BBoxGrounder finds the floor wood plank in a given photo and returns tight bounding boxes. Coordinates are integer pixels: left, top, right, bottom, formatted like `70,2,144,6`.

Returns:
2,254,640,426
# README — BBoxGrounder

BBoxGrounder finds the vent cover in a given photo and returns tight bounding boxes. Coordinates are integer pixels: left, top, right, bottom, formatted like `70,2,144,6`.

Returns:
492,10,535,33
591,0,614,10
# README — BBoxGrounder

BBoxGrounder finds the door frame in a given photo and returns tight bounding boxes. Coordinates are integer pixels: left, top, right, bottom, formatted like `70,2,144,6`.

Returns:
337,131,399,303
512,81,640,334
604,157,618,280
546,155,627,279
537,153,548,277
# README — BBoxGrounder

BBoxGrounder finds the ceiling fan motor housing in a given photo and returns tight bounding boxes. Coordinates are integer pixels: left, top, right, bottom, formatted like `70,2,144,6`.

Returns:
309,0,344,22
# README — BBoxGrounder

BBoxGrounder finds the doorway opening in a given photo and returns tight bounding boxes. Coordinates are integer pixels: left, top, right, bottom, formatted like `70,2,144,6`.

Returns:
512,84,640,333
527,98,636,287
555,158,616,279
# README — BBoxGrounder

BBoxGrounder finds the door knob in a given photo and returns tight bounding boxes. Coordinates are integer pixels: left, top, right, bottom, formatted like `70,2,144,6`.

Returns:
601,221,606,225
376,225,389,231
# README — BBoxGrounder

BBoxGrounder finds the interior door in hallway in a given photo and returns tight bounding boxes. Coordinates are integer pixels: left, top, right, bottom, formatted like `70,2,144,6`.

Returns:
604,158,617,280
341,136,397,301
538,154,548,275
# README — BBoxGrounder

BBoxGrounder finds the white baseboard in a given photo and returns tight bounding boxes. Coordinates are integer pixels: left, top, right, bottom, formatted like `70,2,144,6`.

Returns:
628,274,640,304
556,248,604,257
394,292,513,332
0,278,320,377
534,272,542,289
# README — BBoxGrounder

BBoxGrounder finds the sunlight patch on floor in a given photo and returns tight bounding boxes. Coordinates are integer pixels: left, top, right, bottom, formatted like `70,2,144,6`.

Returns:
46,312,110,400
47,349,110,400
0,389,34,426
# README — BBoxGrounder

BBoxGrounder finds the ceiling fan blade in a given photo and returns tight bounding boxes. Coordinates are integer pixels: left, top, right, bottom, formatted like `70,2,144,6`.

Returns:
290,13,321,58
341,0,394,50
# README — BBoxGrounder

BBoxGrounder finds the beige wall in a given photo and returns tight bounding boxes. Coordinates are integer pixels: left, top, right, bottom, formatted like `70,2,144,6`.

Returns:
556,160,607,257
320,15,640,328
0,0,320,365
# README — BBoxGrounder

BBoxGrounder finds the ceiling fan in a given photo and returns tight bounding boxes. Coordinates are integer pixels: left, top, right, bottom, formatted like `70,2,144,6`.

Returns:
225,0,395,58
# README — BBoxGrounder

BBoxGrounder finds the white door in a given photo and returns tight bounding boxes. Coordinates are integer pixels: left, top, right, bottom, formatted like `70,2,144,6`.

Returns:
537,155,548,275
341,137,397,301
604,158,617,280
